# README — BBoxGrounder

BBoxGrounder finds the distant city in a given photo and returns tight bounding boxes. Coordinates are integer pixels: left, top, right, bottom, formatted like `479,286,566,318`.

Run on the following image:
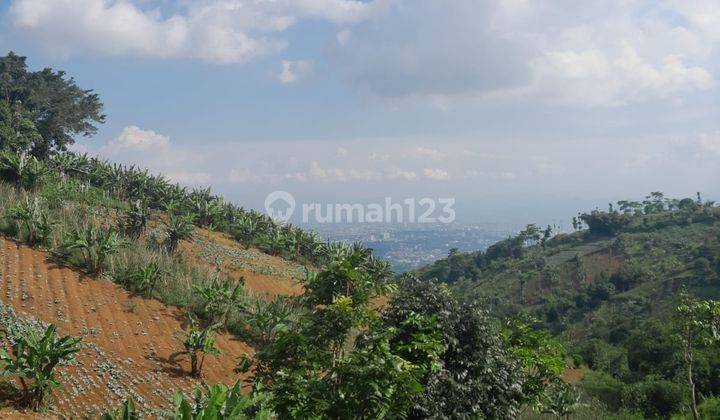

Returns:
306,222,522,272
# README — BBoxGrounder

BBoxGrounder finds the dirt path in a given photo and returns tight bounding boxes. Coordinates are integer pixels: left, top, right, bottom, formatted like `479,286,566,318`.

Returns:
0,237,252,417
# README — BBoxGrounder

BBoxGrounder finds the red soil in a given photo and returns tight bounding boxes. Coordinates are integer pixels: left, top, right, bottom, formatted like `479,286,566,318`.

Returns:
0,236,252,417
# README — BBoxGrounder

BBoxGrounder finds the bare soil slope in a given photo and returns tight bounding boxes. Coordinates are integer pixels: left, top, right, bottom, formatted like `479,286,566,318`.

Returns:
0,236,253,417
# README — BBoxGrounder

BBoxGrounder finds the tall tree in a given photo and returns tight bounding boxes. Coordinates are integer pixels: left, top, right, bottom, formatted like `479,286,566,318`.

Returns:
0,52,105,157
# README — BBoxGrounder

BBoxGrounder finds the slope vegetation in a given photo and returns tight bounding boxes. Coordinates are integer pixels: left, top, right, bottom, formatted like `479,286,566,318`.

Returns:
415,195,720,417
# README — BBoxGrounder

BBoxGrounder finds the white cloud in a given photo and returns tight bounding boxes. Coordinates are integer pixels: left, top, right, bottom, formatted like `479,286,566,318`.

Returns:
279,59,314,83
331,0,719,106
101,125,169,155
423,168,449,180
9,0,371,64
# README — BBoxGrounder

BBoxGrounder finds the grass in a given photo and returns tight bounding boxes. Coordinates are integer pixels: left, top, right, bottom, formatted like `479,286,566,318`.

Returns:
0,178,264,338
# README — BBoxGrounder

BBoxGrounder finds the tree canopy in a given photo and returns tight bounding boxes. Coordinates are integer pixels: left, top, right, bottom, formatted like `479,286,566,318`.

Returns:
0,52,105,157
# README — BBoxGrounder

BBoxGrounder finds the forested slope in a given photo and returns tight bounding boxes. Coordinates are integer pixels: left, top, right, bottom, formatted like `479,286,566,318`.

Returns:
414,193,720,418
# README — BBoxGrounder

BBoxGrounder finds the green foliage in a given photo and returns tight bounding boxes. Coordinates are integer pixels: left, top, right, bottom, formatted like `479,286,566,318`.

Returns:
120,200,149,239
412,193,720,417
165,212,195,253
5,195,53,246
0,323,81,411
171,315,221,377
239,298,297,349
0,151,45,190
60,225,128,275
0,52,105,157
675,291,720,419
698,396,720,419
193,274,245,328
383,278,529,418
172,381,271,420
0,101,43,153
126,261,164,297
503,314,569,408
101,398,139,420
623,376,686,418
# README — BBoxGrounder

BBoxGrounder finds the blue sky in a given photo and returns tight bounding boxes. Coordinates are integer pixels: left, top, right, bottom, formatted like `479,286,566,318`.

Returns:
1,0,719,224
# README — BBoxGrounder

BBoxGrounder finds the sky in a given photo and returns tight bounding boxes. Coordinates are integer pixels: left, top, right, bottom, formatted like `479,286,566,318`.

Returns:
0,0,719,225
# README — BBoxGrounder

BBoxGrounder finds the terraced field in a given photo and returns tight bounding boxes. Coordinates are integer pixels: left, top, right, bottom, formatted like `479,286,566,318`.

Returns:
0,236,253,417
187,228,305,297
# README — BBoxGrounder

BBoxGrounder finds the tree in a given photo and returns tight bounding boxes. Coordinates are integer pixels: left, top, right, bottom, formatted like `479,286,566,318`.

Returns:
0,323,81,411
383,277,527,418
171,315,221,377
0,101,43,153
675,292,720,420
0,52,105,157
503,315,569,411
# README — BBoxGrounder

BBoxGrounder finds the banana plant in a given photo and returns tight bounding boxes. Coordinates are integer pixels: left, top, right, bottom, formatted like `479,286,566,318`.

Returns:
120,199,150,239
101,398,139,420
5,195,54,246
128,261,164,297
165,212,196,253
0,323,81,411
0,151,45,190
173,381,271,420
171,315,221,377
63,225,128,275
193,274,246,329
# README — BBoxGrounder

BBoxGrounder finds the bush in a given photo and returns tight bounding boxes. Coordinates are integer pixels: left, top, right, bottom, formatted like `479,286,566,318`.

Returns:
580,371,626,412
698,396,720,419
622,376,685,419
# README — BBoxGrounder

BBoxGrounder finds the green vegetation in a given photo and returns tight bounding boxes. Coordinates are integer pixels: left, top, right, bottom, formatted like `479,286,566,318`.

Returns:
0,323,81,411
415,192,720,418
0,52,582,416
171,315,221,378
172,381,271,420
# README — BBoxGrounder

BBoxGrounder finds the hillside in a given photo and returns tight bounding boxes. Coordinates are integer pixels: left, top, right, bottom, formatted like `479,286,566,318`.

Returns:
0,224,306,417
2,52,716,419
414,194,720,417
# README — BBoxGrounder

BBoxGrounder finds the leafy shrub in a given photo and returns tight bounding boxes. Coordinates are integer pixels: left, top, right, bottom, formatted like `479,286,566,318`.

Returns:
580,371,626,412
193,275,245,329
622,376,686,418
120,200,149,239
0,151,45,190
698,396,720,419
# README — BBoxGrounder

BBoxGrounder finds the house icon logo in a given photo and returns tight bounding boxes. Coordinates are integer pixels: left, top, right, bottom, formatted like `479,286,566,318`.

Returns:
264,190,295,223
